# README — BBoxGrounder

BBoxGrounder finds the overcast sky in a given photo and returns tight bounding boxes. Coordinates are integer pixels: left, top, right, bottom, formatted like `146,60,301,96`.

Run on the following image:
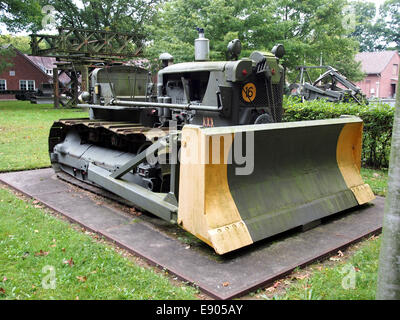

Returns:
371,0,387,7
0,0,390,36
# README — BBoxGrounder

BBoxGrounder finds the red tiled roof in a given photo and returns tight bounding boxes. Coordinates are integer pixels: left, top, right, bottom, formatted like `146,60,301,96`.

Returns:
25,55,56,71
355,51,398,74
25,55,70,84
124,58,150,68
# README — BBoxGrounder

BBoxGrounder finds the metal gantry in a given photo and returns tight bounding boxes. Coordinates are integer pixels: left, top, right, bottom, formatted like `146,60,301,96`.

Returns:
30,27,142,108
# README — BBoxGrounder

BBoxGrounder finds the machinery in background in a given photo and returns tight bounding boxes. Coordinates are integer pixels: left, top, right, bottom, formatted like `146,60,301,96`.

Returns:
48,29,374,254
30,83,58,104
289,65,368,105
0,83,55,103
0,83,69,104
0,89,35,101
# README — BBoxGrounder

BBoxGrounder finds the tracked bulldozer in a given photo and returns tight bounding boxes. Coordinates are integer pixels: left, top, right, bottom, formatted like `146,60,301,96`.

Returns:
49,30,375,254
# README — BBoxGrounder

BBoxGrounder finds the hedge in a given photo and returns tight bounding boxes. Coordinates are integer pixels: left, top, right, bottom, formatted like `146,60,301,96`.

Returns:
282,97,395,169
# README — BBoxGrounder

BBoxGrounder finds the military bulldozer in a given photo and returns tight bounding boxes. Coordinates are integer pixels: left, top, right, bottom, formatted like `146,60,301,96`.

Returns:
48,30,374,254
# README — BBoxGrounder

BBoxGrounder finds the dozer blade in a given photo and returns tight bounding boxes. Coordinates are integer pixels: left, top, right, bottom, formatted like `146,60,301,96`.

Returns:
178,117,375,254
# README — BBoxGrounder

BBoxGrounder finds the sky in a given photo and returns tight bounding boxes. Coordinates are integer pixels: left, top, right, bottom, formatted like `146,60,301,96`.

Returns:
0,0,390,36
370,0,388,15
370,0,387,8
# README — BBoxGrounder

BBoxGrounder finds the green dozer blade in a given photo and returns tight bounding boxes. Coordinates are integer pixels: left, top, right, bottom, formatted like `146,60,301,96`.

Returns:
178,117,375,254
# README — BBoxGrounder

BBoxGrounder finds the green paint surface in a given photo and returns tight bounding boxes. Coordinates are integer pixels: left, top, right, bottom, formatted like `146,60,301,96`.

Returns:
228,123,358,242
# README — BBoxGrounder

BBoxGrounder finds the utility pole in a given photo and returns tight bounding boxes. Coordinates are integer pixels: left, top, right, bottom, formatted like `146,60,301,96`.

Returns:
53,67,59,109
376,72,400,299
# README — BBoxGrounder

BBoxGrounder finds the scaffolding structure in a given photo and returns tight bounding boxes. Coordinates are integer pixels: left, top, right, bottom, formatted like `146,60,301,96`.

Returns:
30,27,142,108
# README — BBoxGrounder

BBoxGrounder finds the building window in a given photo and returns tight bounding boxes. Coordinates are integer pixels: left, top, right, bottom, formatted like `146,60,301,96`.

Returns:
9,71,15,76
28,80,35,91
393,64,398,76
46,69,53,75
20,80,35,91
0,79,6,90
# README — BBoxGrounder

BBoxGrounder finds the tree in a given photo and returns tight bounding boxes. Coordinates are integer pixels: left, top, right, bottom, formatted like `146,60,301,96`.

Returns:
0,45,15,74
0,0,43,32
349,1,386,52
1,0,161,46
269,0,364,81
146,0,364,81
376,71,400,300
145,0,251,63
2,0,366,81
0,35,31,53
0,34,31,74
378,0,400,50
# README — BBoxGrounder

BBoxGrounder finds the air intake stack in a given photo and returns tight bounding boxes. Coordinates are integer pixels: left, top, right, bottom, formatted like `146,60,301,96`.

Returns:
194,27,209,61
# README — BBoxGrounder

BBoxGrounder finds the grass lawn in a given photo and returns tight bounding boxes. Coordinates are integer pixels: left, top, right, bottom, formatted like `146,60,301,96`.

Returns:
360,168,388,197
0,101,86,172
269,235,381,300
0,187,198,300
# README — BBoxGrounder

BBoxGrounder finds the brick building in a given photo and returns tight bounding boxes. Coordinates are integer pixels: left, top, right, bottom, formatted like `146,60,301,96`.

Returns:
0,45,65,100
355,51,399,99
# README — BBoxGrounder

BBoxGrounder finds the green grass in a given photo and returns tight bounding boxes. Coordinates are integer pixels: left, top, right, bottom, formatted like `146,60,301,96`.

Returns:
272,236,381,300
0,101,86,172
361,168,389,197
0,187,198,300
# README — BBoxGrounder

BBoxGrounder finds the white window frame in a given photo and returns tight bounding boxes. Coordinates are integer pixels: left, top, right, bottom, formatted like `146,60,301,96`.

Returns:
20,80,36,91
27,80,35,91
0,79,6,91
393,64,398,76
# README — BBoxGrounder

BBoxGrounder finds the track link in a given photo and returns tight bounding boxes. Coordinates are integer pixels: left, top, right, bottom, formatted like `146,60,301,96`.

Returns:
49,118,169,156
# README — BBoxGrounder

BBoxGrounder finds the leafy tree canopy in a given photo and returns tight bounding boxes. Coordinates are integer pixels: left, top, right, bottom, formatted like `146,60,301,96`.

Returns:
349,1,384,52
378,0,400,50
349,0,400,52
146,0,364,81
0,0,377,81
1,0,160,43
0,45,15,74
0,0,43,32
0,35,31,53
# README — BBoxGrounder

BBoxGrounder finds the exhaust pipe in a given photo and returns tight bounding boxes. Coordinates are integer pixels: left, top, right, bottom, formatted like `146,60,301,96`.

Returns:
194,27,209,61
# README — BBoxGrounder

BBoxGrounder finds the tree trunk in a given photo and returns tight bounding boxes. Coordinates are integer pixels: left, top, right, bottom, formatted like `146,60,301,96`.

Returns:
376,71,400,300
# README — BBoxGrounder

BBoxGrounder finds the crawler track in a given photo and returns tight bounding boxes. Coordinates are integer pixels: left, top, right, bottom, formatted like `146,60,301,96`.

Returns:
48,118,172,192
49,118,169,157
